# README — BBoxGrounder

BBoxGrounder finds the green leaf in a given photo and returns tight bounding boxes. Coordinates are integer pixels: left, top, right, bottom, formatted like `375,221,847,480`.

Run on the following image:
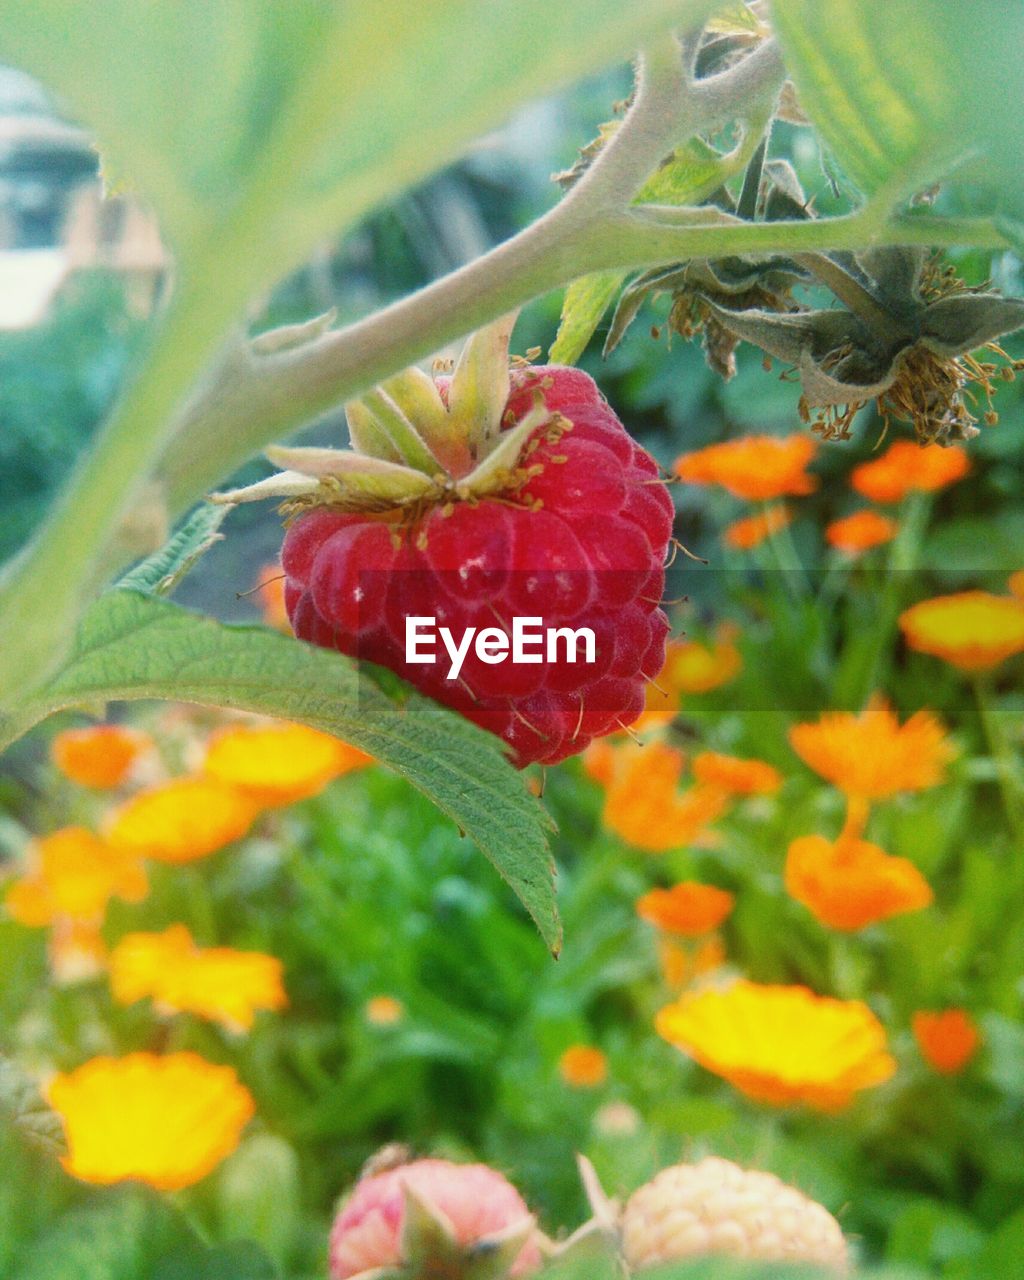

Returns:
770,0,1024,209
117,504,227,597
0,0,723,301
19,591,560,952
550,272,629,364
0,1055,65,1157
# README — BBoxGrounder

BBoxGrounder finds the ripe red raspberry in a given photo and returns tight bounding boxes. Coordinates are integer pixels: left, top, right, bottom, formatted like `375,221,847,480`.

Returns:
329,1156,541,1278
219,322,673,768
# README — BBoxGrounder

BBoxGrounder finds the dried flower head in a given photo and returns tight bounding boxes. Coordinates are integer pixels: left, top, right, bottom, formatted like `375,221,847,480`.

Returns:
789,696,953,799
899,591,1024,671
656,980,895,1110
48,1052,255,1190
786,834,933,930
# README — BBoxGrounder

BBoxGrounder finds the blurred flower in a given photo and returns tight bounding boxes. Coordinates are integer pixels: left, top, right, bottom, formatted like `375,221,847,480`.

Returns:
48,1052,255,1190
558,1045,608,1088
603,743,728,852
658,936,727,989
4,827,147,927
109,924,287,1032
785,834,933,930
50,724,152,789
663,626,743,696
723,504,793,551
850,441,970,504
789,696,953,800
593,1101,641,1137
899,591,1024,671
637,882,735,936
106,777,257,863
656,980,895,1110
365,995,405,1026
692,751,782,796
825,509,898,555
255,563,291,631
48,919,107,985
582,738,618,787
675,435,818,500
1009,570,1024,601
203,721,371,807
912,1009,981,1074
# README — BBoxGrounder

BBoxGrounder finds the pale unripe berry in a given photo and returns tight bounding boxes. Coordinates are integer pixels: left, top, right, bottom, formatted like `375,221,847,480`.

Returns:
622,1157,848,1274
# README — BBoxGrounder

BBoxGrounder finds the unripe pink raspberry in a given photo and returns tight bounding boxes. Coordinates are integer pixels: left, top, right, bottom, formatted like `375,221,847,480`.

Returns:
622,1157,848,1274
329,1157,542,1279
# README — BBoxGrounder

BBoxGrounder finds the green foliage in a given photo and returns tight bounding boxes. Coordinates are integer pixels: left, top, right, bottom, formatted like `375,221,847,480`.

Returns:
13,590,559,950
770,0,1024,210
117,505,228,598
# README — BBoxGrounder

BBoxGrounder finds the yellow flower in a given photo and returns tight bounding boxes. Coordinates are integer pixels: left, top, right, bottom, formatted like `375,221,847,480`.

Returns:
785,834,933,931
899,591,1024,671
789,696,953,800
365,995,405,1026
675,435,818,500
662,626,743,695
825,509,898,555
656,981,895,1110
51,724,152,789
4,827,147,927
602,743,728,853
106,777,257,863
558,1045,608,1088
48,1052,255,1190
636,882,735,936
203,721,371,807
723,504,793,551
692,751,782,796
109,924,287,1032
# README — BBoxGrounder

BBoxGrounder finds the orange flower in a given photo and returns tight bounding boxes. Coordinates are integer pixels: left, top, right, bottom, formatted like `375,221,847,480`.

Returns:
912,1009,980,1074
636,882,734,936
582,738,618,787
692,751,782,796
255,564,290,631
789,696,953,800
785,834,933,930
51,724,152,789
48,919,108,985
825,509,898,555
723,504,793,551
106,777,256,863
603,743,727,852
899,591,1024,671
662,626,742,696
365,995,405,1026
659,936,726,989
656,980,895,1110
675,435,818,500
1009,570,1024,601
850,441,969,504
203,721,370,807
4,827,147,927
48,1052,255,1190
558,1045,608,1088
109,924,286,1032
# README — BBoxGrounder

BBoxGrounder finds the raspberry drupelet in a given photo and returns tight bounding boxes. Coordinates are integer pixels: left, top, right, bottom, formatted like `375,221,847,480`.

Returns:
218,319,673,767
